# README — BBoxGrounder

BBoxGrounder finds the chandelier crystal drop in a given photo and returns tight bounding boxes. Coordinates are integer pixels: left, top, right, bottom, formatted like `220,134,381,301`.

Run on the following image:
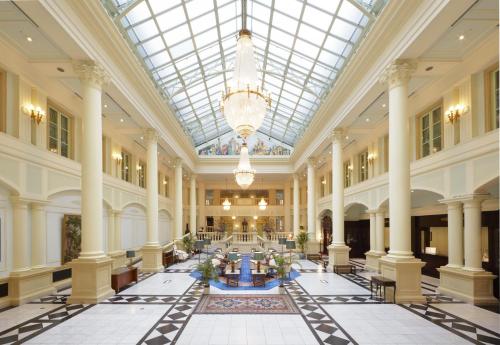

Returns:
258,197,267,210
234,142,255,189
222,197,231,211
221,29,271,139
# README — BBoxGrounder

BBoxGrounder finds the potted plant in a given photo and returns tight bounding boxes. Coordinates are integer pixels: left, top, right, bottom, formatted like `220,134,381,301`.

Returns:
296,231,308,259
182,233,195,257
195,257,219,294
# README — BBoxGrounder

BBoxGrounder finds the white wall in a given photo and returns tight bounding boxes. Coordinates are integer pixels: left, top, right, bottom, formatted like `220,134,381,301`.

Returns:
121,205,147,250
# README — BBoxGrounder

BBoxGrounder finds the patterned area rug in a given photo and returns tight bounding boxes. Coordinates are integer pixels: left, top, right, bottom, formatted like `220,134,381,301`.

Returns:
195,294,299,314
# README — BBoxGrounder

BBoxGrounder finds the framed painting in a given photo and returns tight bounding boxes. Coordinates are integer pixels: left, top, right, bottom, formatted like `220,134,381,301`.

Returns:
62,214,81,264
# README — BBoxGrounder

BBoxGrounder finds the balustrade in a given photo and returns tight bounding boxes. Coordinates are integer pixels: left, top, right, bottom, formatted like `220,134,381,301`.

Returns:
197,231,225,241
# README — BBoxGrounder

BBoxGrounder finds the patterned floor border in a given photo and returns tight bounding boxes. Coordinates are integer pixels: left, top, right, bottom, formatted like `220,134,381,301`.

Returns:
137,280,205,345
0,303,92,344
402,303,500,345
285,280,358,345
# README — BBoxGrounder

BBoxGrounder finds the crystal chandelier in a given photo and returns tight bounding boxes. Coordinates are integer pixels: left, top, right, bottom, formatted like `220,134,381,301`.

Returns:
258,197,267,210
234,142,255,189
220,0,271,139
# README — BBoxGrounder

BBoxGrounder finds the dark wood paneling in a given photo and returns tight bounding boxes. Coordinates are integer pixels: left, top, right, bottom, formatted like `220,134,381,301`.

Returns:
345,220,369,258
52,268,71,282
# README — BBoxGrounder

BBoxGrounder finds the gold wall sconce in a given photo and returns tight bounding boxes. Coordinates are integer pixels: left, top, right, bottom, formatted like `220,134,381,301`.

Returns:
445,104,467,124
112,152,122,165
23,103,45,125
367,153,376,165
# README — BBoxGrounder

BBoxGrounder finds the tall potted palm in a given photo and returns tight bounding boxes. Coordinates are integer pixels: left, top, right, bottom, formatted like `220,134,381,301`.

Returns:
182,233,195,257
196,257,219,294
296,231,308,259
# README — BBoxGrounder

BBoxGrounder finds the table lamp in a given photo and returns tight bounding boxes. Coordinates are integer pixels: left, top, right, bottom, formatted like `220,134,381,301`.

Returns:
126,250,135,267
254,251,265,272
279,237,287,255
195,240,205,263
286,240,296,264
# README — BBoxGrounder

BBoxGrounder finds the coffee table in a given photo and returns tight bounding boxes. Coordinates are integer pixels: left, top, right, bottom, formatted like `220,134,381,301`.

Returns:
252,271,266,287
225,268,240,287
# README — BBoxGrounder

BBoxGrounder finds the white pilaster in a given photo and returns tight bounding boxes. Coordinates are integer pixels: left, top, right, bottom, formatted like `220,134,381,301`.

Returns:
365,210,381,271
375,210,386,255
31,202,47,268
68,60,113,304
190,175,197,234
442,200,464,268
463,196,486,271
11,197,30,272
378,60,424,303
175,158,183,239
328,129,350,266
293,174,300,237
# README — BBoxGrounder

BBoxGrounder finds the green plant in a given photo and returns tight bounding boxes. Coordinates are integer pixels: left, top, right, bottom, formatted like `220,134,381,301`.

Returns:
182,233,195,254
196,257,219,287
296,231,308,253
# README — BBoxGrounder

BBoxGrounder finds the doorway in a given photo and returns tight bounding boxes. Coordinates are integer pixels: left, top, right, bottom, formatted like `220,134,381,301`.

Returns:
321,215,332,254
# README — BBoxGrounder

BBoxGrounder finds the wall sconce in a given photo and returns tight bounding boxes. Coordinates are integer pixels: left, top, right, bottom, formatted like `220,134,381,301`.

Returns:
445,104,466,124
162,178,167,185
348,164,353,171
112,152,122,165
321,178,326,185
367,153,376,165
136,164,142,171
23,103,45,125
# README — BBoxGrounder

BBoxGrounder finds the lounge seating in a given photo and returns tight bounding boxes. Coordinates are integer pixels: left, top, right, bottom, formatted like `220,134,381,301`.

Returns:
173,244,189,262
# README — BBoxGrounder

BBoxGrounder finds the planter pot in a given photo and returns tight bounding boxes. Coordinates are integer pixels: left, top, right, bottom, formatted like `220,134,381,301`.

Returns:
203,285,210,294
297,253,305,260
279,285,286,294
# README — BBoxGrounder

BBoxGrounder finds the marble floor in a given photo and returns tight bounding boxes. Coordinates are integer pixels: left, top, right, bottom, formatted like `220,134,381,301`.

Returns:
0,256,498,345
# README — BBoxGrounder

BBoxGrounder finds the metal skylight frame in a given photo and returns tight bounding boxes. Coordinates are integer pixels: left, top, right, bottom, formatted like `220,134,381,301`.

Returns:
102,0,387,149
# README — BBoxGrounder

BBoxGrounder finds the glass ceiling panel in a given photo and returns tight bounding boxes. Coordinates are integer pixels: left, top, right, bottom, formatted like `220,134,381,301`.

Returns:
102,0,387,150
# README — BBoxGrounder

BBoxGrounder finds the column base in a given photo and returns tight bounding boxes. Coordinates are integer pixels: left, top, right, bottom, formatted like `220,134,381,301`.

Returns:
437,266,498,305
304,240,321,255
108,250,126,269
9,267,56,306
67,256,114,304
328,245,351,266
141,245,164,272
379,256,426,303
364,251,382,272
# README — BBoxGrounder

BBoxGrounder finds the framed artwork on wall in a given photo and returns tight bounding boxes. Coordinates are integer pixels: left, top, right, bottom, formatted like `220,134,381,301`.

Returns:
62,214,81,264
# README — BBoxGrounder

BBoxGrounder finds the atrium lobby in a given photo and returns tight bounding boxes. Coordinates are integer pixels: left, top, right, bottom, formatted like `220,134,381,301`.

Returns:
0,0,499,344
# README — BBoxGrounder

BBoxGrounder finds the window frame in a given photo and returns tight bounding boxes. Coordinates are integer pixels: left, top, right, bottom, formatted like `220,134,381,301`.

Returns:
358,150,369,182
485,63,499,132
47,103,73,159
121,150,131,182
416,101,443,159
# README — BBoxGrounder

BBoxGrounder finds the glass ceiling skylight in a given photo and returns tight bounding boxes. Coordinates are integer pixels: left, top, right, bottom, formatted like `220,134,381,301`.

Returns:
102,0,387,149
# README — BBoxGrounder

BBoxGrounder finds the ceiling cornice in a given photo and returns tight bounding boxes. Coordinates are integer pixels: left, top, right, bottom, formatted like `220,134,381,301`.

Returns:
290,0,474,171
39,0,197,170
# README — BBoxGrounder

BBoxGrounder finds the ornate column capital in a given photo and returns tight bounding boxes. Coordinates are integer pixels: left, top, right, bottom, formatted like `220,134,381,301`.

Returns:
307,157,315,166
331,128,344,144
73,60,110,89
379,59,417,89
174,157,183,169
293,173,300,181
144,128,159,144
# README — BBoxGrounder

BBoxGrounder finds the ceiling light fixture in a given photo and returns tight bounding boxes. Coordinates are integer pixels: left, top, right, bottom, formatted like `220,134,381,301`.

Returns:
365,118,370,122
382,104,386,108
234,142,255,189
458,34,465,40
223,179,231,211
220,0,271,140
120,118,124,123
26,36,32,42
258,178,267,210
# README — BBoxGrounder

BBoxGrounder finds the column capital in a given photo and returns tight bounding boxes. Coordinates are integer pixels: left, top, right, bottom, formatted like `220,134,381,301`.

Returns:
379,59,417,89
190,174,197,180
73,60,110,88
307,157,315,166
293,173,300,181
174,157,183,169
144,128,159,143
331,128,344,143
441,194,489,206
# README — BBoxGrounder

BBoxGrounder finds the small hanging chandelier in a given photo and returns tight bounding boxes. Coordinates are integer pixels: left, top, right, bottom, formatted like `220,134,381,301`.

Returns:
258,197,267,210
223,197,231,211
222,178,231,211
258,178,267,210
220,0,271,140
234,142,255,189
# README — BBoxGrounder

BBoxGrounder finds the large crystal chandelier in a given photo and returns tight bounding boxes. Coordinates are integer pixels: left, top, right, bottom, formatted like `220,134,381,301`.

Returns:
220,0,271,140
222,197,231,211
234,142,255,189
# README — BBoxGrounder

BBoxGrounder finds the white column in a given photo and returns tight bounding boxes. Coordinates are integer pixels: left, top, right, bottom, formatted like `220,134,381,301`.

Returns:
331,129,345,246
368,211,376,252
306,159,316,241
145,129,159,245
175,158,183,239
375,210,386,254
11,198,30,272
293,174,300,236
31,202,47,268
75,61,108,259
382,60,416,259
463,197,484,271
190,175,196,234
198,182,206,232
445,201,464,268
